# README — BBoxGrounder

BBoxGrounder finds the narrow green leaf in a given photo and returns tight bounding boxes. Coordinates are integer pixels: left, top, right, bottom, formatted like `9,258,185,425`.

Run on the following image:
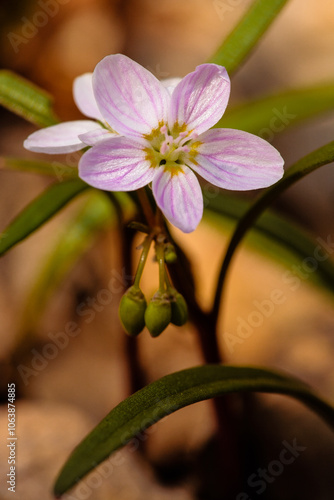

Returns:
54,364,334,496
19,191,114,332
205,193,334,294
0,70,58,126
212,141,334,321
0,157,78,179
209,0,290,73
0,179,89,256
216,83,334,135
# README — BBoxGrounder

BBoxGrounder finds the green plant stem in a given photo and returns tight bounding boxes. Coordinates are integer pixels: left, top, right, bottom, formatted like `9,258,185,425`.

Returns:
133,234,153,288
164,268,174,292
131,201,241,494
122,227,146,396
155,237,166,293
210,140,334,332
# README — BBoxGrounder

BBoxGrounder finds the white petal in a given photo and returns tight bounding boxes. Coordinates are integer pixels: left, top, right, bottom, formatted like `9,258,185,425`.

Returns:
78,128,118,146
73,73,104,121
93,54,170,138
169,64,230,135
23,121,101,154
191,128,284,190
79,136,155,191
152,166,203,233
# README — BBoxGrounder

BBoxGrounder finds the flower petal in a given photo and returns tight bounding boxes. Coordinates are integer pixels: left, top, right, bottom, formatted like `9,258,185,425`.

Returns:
191,128,284,190
169,63,230,135
78,128,118,146
93,54,170,138
152,166,203,233
73,73,104,121
23,121,101,154
79,136,155,191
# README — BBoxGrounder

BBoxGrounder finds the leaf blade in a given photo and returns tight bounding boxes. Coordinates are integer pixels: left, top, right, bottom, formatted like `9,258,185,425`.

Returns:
209,0,290,73
0,70,58,126
19,191,114,333
54,364,334,496
205,193,334,294
0,157,78,179
0,179,89,256
216,83,334,135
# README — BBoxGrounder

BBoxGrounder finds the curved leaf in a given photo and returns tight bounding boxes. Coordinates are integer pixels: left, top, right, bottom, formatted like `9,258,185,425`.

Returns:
212,140,334,321
0,70,58,126
205,193,334,294
209,0,290,74
216,83,334,135
54,364,334,496
0,157,78,179
0,179,89,256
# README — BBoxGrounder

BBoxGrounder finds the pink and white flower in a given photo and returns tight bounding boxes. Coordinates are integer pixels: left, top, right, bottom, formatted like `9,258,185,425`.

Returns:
24,54,284,233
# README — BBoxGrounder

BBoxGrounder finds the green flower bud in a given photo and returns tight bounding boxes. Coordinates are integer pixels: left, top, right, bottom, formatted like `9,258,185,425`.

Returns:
169,289,188,326
119,286,147,337
145,291,171,337
164,242,177,264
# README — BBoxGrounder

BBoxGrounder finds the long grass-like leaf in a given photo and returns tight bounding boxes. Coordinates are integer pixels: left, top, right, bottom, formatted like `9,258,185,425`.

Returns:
0,179,89,256
19,191,114,332
212,141,334,322
54,364,334,496
209,0,290,73
205,193,334,294
216,83,334,135
0,70,58,126
0,157,77,179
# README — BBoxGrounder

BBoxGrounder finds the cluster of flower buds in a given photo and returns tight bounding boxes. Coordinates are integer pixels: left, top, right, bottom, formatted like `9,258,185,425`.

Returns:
119,237,188,337
144,287,188,337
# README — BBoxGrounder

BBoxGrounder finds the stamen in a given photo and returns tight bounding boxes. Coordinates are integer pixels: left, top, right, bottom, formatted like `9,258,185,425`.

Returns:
156,123,196,165
160,141,168,155
178,131,188,139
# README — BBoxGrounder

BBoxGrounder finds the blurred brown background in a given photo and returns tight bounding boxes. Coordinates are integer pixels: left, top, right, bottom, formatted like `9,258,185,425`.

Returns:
1,1,334,499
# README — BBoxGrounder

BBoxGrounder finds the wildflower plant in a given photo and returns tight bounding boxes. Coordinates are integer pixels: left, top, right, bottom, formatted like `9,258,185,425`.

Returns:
24,55,284,233
1,0,334,497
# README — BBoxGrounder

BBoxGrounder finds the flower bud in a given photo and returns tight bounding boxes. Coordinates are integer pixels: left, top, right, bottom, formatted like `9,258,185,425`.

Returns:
144,291,171,337
119,286,147,336
164,242,177,264
169,289,188,326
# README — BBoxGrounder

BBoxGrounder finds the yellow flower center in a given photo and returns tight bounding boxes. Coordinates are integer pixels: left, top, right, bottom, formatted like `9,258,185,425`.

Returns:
143,123,201,176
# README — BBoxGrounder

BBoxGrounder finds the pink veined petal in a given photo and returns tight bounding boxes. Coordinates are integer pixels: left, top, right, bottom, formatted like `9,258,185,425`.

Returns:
161,77,182,96
79,136,155,191
23,120,101,154
168,63,230,135
78,128,118,146
152,166,203,233
93,54,170,138
190,128,284,190
73,73,104,121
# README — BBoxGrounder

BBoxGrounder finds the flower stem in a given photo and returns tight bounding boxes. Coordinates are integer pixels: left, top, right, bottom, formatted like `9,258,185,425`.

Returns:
164,267,173,291
133,234,153,288
155,235,166,293
137,187,156,228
